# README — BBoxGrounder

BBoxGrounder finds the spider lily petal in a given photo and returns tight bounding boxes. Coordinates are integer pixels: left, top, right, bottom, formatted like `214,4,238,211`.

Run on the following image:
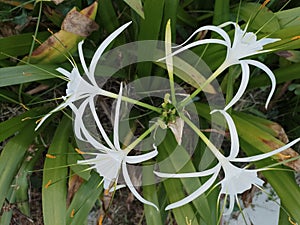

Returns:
158,21,280,110
211,109,240,159
122,161,159,210
76,84,158,209
218,159,264,215
232,137,300,163
223,61,250,111
166,167,220,210
155,109,300,214
126,145,158,164
35,22,132,131
244,59,276,109
78,22,132,86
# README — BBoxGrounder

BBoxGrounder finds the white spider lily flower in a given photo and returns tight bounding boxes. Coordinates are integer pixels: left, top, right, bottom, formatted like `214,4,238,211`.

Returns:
159,21,280,110
155,109,300,215
35,22,132,130
77,84,159,210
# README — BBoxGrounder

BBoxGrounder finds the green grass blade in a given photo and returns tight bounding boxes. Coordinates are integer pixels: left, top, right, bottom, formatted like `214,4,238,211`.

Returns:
42,115,72,225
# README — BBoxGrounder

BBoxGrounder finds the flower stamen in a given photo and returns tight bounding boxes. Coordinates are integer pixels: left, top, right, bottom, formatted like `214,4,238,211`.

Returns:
260,0,270,9
45,180,52,189
46,154,56,159
291,36,300,41
75,148,86,154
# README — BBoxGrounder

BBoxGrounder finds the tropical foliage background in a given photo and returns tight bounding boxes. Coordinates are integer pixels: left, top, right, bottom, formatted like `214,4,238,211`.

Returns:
1,0,300,224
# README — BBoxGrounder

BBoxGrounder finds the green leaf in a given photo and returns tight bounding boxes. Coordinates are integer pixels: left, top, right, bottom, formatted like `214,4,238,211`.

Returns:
67,144,91,181
248,63,300,89
137,0,165,77
236,2,280,33
124,0,145,19
0,121,38,209
276,7,300,28
0,108,44,141
66,172,103,225
143,164,163,225
213,0,229,25
0,64,62,87
42,115,72,225
0,32,49,60
158,131,216,225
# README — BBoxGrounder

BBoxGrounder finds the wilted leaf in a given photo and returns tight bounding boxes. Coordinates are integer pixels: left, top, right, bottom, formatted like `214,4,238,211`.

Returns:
168,116,184,145
22,2,98,64
124,0,145,19
61,9,98,37
276,50,300,63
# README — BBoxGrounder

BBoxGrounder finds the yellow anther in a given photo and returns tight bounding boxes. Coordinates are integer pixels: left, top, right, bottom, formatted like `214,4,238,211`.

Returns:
45,180,52,189
260,0,270,9
291,36,300,41
22,72,32,76
20,103,29,110
46,154,56,159
35,117,43,124
75,148,86,154
185,216,192,225
70,209,75,218
288,217,297,225
21,117,31,121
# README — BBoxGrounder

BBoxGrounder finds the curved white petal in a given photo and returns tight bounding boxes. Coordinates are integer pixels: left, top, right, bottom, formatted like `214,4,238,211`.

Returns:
89,97,115,150
89,21,132,76
74,97,90,140
35,101,68,130
158,39,227,62
211,110,240,159
73,97,113,152
232,137,300,162
78,41,88,75
257,38,281,47
113,84,123,151
56,67,71,78
173,24,231,49
154,163,220,178
122,162,159,210
222,194,235,215
165,169,220,210
126,148,158,164
245,59,276,109
224,61,250,111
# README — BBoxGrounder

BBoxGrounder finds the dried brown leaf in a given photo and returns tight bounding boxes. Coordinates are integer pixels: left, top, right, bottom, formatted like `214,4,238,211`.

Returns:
61,10,99,37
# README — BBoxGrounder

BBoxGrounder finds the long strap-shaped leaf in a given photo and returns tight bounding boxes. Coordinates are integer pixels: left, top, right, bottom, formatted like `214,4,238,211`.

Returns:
0,120,38,210
42,116,72,225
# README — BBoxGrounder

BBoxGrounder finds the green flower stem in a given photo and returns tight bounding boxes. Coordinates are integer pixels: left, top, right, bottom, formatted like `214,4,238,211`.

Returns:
101,90,162,114
124,123,158,152
165,19,177,106
179,62,226,109
179,112,223,160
